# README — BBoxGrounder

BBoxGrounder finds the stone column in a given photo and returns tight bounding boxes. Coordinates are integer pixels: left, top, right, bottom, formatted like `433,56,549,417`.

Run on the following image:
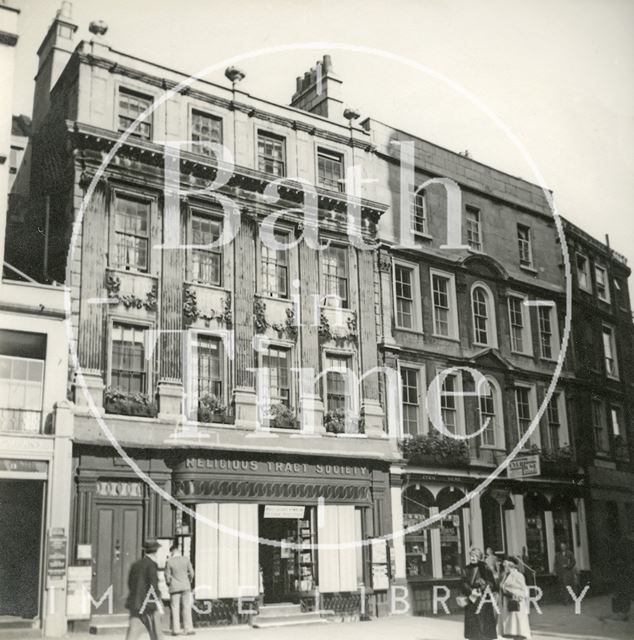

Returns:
429,506,443,579
544,510,556,573
469,494,485,553
389,468,407,581
377,249,395,346
504,493,527,559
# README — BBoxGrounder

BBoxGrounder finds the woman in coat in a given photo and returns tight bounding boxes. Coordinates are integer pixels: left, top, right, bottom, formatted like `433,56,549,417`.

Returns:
498,556,531,639
461,547,498,640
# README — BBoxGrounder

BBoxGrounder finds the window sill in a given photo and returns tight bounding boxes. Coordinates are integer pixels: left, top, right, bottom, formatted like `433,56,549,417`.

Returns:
431,333,460,343
257,292,291,303
473,341,498,349
519,264,538,274
510,350,534,358
107,266,155,281
395,326,424,335
412,231,433,241
185,280,227,293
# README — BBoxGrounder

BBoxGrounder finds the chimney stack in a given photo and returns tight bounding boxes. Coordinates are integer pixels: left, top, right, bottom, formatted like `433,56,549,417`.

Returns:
290,54,344,121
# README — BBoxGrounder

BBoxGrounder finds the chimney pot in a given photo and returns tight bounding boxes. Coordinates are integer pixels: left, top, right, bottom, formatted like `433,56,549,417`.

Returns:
89,20,108,36
225,65,246,85
60,1,72,19
323,54,332,71
343,107,361,121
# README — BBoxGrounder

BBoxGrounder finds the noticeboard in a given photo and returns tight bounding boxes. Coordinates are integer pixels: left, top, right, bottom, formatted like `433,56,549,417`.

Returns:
507,455,541,479
47,532,67,579
370,538,390,591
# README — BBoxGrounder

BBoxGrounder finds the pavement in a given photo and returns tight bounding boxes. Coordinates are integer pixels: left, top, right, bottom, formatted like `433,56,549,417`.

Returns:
2,596,633,640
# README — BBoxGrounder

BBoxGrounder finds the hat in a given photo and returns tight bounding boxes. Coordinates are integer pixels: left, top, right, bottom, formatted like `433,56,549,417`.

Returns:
143,539,160,553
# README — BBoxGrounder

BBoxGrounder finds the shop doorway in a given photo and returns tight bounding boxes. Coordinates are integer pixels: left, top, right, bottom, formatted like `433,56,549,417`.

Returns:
0,480,44,620
258,506,315,604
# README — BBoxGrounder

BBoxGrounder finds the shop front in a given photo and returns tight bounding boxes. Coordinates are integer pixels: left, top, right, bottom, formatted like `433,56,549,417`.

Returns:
171,452,392,622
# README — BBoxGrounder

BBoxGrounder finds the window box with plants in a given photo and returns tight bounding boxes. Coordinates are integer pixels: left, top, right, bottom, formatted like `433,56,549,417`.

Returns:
197,393,232,424
104,387,158,418
538,445,578,477
267,403,299,430
399,431,470,468
323,408,365,435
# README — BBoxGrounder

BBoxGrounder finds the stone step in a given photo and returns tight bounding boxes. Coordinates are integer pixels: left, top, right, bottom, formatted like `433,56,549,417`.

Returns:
257,603,303,617
89,613,129,635
252,613,329,629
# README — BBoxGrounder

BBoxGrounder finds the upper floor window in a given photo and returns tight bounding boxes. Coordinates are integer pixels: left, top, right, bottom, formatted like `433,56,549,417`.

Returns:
478,378,503,449
257,131,286,177
111,323,146,393
595,265,610,302
592,398,609,455
514,385,539,448
0,330,46,434
261,230,289,298
517,224,533,267
262,345,291,408
576,253,591,291
191,110,222,156
325,354,354,413
602,325,618,378
466,206,482,251
118,88,152,141
113,195,150,272
431,271,458,339
411,189,428,235
191,213,222,286
538,304,558,360
317,149,344,192
546,392,563,450
196,334,223,401
471,284,496,347
508,295,532,355
611,406,629,461
394,264,414,329
400,366,422,436
321,245,349,308
440,373,461,435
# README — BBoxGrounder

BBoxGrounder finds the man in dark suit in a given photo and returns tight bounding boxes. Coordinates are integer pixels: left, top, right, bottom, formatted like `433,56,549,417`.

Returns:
125,539,164,640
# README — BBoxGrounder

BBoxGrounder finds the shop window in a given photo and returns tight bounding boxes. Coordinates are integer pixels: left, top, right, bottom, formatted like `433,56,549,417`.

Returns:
481,493,506,555
191,110,222,156
0,330,46,434
118,87,152,140
466,205,482,251
437,488,465,578
113,195,150,272
517,223,533,267
402,486,434,579
257,131,286,177
191,213,222,286
261,230,289,298
551,496,574,549
317,148,345,192
110,323,146,393
524,494,549,574
321,245,349,308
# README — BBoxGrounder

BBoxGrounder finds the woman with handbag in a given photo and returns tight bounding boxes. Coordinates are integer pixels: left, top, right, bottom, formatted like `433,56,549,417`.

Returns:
498,556,531,639
459,547,498,640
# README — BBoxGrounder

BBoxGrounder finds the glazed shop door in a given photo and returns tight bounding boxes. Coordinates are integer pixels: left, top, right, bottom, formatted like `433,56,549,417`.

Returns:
93,503,142,613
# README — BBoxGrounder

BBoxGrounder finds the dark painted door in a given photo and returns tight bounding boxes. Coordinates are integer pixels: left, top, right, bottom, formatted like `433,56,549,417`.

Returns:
93,503,142,613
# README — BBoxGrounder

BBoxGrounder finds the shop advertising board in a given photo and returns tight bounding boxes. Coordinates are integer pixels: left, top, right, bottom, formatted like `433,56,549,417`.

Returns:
264,505,306,519
370,538,390,591
47,530,67,580
507,455,541,479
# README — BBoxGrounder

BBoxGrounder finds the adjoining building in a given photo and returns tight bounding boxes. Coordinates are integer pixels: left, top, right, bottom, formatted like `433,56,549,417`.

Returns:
0,4,73,636
562,218,634,592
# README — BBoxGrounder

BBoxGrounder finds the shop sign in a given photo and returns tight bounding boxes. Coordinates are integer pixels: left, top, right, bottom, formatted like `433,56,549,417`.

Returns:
370,539,390,591
507,455,541,479
47,532,67,579
0,458,47,473
66,566,92,620
264,505,306,519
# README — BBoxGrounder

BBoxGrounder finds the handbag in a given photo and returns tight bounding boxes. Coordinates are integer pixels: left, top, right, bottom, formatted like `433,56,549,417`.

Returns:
456,595,469,608
508,599,520,612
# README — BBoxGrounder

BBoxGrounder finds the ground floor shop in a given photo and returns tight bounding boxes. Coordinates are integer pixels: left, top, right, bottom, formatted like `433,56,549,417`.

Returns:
70,446,394,627
389,468,590,614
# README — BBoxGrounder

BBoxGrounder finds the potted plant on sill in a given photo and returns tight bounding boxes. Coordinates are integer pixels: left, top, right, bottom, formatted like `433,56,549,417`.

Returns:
539,445,577,476
197,393,227,424
104,387,158,418
267,403,299,429
323,408,364,435
399,431,470,467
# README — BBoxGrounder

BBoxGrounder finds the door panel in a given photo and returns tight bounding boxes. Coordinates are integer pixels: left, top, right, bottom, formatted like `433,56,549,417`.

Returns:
94,503,142,613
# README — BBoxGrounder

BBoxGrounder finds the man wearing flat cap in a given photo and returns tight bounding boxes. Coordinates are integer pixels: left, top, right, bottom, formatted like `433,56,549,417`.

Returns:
125,539,164,640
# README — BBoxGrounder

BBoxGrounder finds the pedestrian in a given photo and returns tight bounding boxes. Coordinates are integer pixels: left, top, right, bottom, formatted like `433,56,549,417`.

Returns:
498,556,531,639
165,542,195,636
553,542,576,605
125,539,165,640
485,546,500,581
460,547,498,640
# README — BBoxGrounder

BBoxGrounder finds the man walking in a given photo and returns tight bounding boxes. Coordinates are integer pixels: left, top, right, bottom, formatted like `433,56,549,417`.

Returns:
125,539,165,640
165,542,195,635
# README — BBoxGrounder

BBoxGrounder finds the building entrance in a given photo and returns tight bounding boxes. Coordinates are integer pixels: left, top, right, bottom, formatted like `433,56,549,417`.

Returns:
258,505,316,603
0,480,44,620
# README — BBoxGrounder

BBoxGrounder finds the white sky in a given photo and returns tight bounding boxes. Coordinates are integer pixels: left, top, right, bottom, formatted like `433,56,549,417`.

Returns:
10,0,634,279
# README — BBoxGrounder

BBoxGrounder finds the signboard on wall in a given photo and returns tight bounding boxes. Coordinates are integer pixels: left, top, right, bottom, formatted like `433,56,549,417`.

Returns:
47,531,67,579
370,538,390,591
507,455,541,479
264,505,306,519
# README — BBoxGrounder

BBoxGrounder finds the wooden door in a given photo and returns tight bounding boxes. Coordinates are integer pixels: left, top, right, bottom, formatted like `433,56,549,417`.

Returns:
93,503,142,613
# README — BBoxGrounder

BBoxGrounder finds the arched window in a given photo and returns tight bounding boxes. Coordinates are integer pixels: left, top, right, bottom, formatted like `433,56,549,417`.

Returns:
471,284,497,347
477,377,505,449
